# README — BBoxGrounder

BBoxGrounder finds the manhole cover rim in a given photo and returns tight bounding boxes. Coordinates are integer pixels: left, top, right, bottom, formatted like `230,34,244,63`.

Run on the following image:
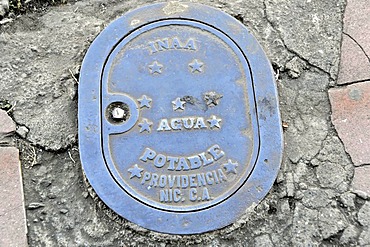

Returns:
79,2,283,234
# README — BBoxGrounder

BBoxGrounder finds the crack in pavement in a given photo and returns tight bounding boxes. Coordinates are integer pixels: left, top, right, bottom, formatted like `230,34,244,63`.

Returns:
354,163,370,168
334,78,370,87
262,0,333,79
343,32,370,65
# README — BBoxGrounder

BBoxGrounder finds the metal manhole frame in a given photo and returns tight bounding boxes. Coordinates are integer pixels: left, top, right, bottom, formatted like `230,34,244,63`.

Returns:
79,2,283,234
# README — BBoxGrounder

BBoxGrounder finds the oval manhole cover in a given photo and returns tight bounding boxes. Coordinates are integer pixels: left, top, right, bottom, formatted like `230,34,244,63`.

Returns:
79,2,283,234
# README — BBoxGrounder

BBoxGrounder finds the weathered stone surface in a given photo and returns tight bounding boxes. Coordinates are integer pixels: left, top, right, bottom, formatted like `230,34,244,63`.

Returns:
339,192,356,209
280,70,330,163
352,166,370,196
301,188,331,209
0,109,15,145
329,81,370,166
0,9,103,151
318,207,347,239
358,201,370,227
316,162,347,189
0,0,9,17
0,109,15,135
343,0,370,57
0,147,27,247
340,225,359,245
337,0,370,84
16,125,29,139
285,56,307,79
337,35,370,84
291,203,319,246
359,227,370,246
312,135,353,195
265,0,345,78
254,234,274,247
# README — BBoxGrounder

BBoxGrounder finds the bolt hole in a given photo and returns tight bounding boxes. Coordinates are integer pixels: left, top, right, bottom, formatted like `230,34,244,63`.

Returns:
106,102,130,124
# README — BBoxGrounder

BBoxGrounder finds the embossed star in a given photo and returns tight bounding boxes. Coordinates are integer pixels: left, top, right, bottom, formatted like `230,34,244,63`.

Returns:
128,164,143,179
148,61,163,74
223,159,238,174
137,95,152,108
204,91,223,107
207,115,222,129
138,118,153,133
189,59,203,73
172,97,186,111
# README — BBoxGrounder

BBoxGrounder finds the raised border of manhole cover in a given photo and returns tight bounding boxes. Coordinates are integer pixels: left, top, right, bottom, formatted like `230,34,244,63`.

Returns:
79,2,283,234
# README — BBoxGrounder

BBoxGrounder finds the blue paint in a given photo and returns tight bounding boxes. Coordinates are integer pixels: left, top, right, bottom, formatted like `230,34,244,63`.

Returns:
79,2,283,234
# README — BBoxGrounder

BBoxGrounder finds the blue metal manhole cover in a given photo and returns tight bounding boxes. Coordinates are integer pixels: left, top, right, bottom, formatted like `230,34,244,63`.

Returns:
79,2,283,234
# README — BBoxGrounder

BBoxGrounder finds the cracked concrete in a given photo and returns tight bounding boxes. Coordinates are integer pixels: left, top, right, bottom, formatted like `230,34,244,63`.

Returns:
328,0,370,208
1,0,368,246
264,0,345,79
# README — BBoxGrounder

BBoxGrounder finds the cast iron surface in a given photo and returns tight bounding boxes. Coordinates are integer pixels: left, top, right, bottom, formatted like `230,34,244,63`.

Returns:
79,2,283,234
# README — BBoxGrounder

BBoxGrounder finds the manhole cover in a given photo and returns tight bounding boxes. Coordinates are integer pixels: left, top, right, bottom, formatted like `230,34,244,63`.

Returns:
79,2,283,234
